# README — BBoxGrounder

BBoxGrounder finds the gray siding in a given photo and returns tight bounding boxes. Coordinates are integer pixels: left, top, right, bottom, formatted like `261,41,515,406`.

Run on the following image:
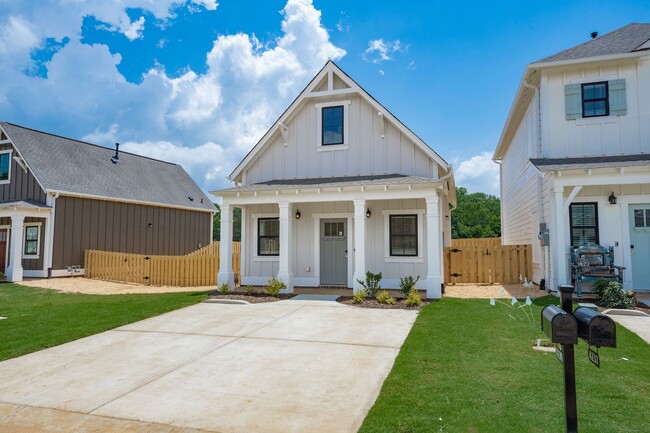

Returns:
0,143,47,204
52,195,212,269
0,216,47,271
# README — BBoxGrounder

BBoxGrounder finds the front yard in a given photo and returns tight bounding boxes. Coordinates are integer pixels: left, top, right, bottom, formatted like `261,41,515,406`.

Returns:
360,296,650,433
0,284,209,361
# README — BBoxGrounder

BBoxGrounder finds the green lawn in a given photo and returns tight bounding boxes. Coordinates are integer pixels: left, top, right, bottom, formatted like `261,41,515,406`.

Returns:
0,284,209,361
360,296,650,433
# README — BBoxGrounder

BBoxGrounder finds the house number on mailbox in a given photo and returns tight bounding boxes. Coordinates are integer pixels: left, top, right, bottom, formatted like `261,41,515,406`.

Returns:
588,347,600,368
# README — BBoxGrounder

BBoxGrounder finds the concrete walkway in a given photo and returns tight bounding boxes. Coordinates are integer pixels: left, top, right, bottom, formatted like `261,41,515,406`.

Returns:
0,299,417,433
604,309,650,345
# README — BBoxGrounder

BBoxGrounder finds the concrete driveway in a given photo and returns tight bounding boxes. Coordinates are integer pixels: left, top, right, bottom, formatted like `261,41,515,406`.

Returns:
0,296,417,433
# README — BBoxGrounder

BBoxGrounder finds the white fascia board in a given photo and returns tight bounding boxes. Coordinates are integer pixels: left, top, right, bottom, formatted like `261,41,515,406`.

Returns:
228,61,452,182
552,170,650,188
50,190,216,214
530,51,648,69
0,124,48,193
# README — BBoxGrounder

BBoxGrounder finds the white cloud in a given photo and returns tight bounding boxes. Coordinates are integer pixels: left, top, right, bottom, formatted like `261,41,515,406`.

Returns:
454,151,500,196
123,16,145,41
0,0,346,191
362,38,405,63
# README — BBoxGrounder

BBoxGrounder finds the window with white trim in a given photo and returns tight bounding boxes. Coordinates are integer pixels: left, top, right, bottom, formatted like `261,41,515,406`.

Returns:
0,150,12,183
258,218,279,256
315,101,349,149
389,214,418,256
23,224,41,258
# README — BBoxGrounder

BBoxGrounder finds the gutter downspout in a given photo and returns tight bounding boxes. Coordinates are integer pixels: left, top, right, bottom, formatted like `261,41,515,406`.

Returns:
45,191,59,278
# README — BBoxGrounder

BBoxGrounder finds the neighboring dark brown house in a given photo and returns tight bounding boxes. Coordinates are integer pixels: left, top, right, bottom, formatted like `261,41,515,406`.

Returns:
0,122,215,282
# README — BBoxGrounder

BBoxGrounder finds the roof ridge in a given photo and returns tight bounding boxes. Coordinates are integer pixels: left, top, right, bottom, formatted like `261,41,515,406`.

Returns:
1,121,179,167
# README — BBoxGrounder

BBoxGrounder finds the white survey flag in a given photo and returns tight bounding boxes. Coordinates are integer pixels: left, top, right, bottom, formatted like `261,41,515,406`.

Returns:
511,296,518,305
490,298,495,306
525,296,532,305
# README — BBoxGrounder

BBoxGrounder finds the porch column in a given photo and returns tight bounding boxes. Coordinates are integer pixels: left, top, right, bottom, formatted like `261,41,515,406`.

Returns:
217,202,235,287
553,186,568,290
425,194,442,299
352,199,366,293
6,215,25,282
277,201,294,292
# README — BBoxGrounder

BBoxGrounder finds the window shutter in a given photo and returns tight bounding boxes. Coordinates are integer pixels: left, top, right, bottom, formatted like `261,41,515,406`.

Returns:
608,79,627,116
564,84,582,120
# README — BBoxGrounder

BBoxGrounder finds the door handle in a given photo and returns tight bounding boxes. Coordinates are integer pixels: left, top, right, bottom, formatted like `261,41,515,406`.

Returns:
345,249,348,258
630,245,635,249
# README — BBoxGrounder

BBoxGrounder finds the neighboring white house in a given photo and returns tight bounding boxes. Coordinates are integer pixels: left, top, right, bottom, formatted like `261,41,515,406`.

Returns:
494,23,650,292
212,61,456,299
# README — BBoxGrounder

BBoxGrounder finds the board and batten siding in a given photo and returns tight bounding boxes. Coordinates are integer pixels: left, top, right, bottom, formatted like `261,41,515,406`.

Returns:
543,58,650,158
243,94,437,184
0,143,47,204
52,195,212,270
0,216,47,271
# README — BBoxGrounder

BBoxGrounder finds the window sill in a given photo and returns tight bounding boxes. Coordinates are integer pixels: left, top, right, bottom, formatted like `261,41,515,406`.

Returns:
317,144,348,152
575,116,618,126
0,180,9,185
22,255,40,260
253,256,279,262
385,257,424,263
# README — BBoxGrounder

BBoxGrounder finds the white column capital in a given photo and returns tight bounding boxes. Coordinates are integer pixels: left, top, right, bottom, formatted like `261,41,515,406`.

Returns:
425,193,439,205
278,201,292,211
353,199,366,207
553,186,564,194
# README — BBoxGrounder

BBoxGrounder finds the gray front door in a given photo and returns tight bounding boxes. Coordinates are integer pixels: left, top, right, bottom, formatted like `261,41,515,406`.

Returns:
629,204,650,290
320,219,347,285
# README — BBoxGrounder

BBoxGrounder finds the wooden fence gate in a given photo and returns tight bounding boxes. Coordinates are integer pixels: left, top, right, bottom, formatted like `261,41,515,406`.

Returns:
444,238,532,284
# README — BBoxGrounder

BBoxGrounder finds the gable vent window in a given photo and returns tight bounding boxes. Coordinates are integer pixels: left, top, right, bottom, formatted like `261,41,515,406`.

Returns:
322,106,344,145
569,203,599,247
565,79,626,120
0,150,12,183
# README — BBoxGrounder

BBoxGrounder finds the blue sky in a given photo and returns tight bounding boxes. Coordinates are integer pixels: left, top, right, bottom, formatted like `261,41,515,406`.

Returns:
1,0,649,196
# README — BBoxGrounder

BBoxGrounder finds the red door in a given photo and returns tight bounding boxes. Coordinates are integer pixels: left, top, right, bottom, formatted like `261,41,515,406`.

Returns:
0,229,7,273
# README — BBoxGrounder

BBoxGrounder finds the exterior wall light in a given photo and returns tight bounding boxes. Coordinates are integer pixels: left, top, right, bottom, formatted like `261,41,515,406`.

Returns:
366,208,372,218
295,210,301,219
608,192,617,205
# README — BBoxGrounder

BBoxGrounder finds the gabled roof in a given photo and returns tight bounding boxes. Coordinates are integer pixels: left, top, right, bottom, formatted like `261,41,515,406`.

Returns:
0,122,215,212
535,23,650,64
228,60,450,182
495,23,650,160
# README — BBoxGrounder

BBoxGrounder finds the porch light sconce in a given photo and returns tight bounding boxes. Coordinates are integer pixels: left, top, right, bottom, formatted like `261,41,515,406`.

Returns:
295,210,301,220
366,208,372,218
445,215,450,221
608,192,617,205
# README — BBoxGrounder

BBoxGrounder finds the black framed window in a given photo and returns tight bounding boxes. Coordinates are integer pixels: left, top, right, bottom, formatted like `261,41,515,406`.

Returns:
322,106,344,145
582,82,608,118
24,225,40,256
389,215,418,256
0,152,10,181
569,203,599,247
258,218,279,256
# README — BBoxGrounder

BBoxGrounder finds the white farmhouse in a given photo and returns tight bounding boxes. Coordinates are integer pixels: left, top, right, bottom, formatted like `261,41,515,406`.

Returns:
495,24,650,292
212,61,455,298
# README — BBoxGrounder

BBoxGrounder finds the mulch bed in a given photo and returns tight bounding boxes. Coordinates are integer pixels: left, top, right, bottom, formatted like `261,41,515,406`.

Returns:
208,292,296,303
337,296,430,310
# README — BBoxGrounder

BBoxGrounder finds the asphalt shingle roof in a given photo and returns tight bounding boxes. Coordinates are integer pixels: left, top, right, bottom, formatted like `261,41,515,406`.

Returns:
1,122,214,212
215,174,440,194
530,154,650,171
536,23,650,63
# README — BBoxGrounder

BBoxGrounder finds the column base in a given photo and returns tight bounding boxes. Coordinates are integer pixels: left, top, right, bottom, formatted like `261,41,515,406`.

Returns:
217,271,235,288
6,266,23,283
277,272,294,293
426,274,442,299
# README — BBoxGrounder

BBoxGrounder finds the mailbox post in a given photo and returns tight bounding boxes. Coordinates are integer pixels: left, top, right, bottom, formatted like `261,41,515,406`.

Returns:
559,285,578,433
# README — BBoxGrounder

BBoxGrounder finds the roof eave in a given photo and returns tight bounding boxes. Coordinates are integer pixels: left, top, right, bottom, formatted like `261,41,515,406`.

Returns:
531,50,650,69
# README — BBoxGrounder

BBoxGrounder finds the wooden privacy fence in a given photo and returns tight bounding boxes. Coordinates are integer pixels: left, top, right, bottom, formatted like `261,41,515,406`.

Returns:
188,241,241,256
444,240,532,284
451,237,502,248
85,242,241,286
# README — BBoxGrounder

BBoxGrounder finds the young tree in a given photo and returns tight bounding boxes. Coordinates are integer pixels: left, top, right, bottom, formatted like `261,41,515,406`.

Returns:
212,203,241,241
451,187,501,239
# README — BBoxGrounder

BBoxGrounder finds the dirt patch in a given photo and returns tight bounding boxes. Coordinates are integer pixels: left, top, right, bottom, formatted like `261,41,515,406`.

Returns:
337,296,430,310
444,283,546,299
208,293,296,303
19,278,214,295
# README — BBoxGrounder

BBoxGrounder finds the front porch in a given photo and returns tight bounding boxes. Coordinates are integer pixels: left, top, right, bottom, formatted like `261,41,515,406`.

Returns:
215,175,452,299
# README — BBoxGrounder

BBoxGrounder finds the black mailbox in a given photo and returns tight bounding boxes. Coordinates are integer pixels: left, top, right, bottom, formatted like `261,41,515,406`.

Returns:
541,305,578,345
573,307,617,348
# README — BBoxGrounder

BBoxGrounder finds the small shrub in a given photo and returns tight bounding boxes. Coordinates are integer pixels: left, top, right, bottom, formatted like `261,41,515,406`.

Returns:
353,289,368,304
601,282,635,309
405,287,422,307
357,271,382,297
399,275,420,297
264,276,286,297
592,280,610,297
219,283,231,295
376,290,396,305
243,285,256,296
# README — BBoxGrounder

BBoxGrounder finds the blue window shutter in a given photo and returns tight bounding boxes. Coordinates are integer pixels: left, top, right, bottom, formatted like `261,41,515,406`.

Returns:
608,79,627,116
565,84,582,120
